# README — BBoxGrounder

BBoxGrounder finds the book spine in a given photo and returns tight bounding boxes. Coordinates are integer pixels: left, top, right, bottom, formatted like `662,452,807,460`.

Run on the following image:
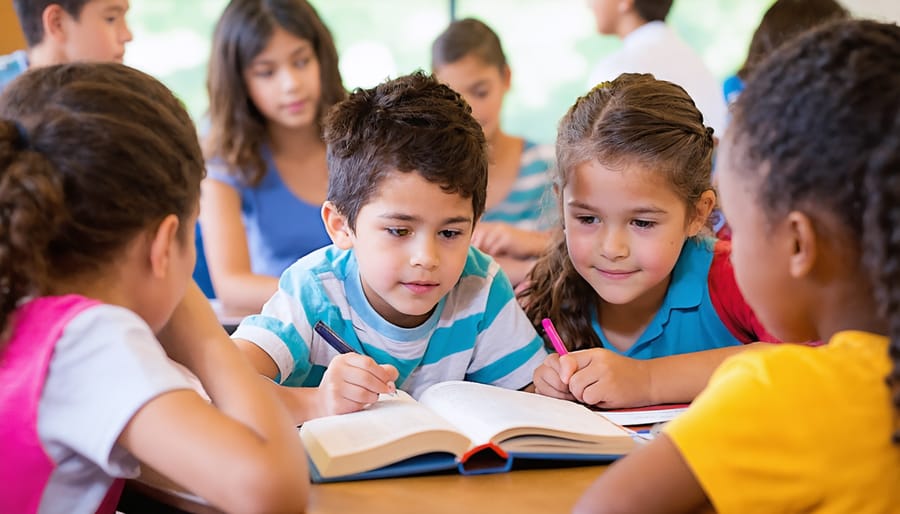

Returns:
457,442,513,475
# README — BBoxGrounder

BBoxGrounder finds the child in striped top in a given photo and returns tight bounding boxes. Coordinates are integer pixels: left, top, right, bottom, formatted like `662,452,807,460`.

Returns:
432,18,556,286
233,71,547,423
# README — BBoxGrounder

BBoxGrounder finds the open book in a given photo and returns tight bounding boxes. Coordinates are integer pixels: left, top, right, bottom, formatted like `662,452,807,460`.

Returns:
299,381,637,482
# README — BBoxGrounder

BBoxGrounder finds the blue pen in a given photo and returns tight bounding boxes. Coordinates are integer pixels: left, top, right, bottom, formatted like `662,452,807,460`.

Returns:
313,321,397,396
314,320,357,354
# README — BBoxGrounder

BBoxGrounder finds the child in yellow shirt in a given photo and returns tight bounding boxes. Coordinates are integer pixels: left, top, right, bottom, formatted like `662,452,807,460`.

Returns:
574,19,900,514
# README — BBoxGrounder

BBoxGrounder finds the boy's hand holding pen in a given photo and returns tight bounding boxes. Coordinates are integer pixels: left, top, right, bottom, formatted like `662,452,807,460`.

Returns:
314,321,399,416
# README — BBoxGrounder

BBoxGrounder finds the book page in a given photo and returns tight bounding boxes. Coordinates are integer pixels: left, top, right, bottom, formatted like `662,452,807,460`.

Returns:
418,381,631,449
597,406,688,426
299,391,472,478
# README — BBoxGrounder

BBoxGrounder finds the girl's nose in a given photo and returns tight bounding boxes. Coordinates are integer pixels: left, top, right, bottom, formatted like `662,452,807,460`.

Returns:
599,228,628,261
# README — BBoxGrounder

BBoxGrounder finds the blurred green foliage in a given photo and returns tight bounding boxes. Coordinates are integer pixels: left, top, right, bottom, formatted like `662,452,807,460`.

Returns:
125,0,773,145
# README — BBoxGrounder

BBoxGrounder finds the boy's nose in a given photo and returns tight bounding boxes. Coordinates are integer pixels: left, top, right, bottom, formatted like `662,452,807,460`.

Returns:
410,240,439,269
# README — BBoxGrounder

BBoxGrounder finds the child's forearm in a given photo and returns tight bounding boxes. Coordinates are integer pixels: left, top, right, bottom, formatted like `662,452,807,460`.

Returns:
158,284,297,429
645,343,764,404
211,272,278,314
511,228,551,257
272,383,326,424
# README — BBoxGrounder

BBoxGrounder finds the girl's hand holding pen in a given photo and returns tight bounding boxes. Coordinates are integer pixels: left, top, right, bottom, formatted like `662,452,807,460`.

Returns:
317,354,399,416
533,353,578,401
558,349,653,409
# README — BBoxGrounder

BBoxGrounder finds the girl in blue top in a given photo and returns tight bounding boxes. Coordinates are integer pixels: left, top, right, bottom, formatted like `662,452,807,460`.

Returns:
432,18,555,286
200,0,346,313
520,74,777,409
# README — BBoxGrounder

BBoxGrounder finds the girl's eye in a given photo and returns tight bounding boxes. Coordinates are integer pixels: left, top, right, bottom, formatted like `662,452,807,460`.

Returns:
387,228,410,237
632,219,656,229
439,229,462,239
295,57,311,68
252,69,274,78
576,215,599,225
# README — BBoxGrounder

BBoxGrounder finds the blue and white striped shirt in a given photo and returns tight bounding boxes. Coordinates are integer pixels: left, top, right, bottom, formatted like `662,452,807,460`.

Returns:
232,245,547,398
481,141,556,230
0,50,28,93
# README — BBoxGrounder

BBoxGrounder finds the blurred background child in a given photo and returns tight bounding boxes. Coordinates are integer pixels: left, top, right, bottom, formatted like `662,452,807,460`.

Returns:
200,0,346,313
1,0,132,91
584,0,726,136
722,0,849,106
575,19,900,513
0,63,308,514
431,18,555,286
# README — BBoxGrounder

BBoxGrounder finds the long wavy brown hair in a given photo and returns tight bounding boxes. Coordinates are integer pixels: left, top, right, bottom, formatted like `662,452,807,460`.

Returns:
518,73,714,351
204,0,346,186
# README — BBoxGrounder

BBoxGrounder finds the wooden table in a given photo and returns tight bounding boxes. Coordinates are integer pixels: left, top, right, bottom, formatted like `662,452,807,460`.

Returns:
122,464,608,514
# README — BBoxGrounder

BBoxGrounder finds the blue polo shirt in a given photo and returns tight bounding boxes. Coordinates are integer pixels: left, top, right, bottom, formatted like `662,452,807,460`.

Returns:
592,238,744,359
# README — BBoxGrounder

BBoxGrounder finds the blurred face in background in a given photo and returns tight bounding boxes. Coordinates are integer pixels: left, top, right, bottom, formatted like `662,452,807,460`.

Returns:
434,54,510,142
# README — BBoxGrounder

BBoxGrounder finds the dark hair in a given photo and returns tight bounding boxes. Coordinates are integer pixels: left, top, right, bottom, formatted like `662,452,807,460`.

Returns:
634,0,673,22
0,63,204,340
323,70,487,230
520,73,714,350
728,19,900,442
431,17,507,72
13,0,91,47
204,0,346,186
738,0,849,80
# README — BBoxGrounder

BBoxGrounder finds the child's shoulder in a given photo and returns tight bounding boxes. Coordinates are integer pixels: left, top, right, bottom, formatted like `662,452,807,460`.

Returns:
280,245,352,288
458,246,503,282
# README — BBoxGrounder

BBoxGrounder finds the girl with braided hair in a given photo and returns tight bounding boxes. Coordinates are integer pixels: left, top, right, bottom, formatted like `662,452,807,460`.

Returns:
0,63,308,513
575,19,900,513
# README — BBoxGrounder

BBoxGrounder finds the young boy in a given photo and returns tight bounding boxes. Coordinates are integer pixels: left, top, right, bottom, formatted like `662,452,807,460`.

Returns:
234,71,548,423
585,0,726,135
1,0,131,91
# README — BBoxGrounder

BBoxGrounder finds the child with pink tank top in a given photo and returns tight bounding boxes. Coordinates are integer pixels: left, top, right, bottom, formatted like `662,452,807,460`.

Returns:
0,63,308,513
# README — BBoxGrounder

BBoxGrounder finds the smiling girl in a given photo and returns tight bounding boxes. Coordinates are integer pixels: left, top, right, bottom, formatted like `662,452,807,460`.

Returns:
521,74,778,408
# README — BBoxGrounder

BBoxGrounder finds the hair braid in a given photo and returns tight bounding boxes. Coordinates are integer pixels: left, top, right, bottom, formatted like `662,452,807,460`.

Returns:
861,113,900,442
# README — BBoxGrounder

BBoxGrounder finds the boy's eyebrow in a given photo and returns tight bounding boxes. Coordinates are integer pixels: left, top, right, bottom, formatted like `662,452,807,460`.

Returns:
379,213,473,225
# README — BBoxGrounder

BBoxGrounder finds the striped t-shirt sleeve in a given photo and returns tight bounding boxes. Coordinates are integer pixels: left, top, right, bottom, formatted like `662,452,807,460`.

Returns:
466,259,547,389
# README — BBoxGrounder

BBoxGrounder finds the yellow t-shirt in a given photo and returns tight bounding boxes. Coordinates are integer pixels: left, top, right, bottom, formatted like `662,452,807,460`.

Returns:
665,331,900,513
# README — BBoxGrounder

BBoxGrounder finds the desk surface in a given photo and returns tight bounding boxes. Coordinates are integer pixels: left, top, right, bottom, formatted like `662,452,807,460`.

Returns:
126,464,607,514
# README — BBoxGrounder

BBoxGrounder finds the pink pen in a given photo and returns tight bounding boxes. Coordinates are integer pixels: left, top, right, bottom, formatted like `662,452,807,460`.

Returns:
541,318,569,355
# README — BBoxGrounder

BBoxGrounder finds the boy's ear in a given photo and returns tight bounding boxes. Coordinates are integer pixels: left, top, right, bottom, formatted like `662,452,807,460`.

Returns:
786,211,817,280
687,189,716,236
148,214,181,278
618,0,635,14
41,4,69,44
322,201,354,249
